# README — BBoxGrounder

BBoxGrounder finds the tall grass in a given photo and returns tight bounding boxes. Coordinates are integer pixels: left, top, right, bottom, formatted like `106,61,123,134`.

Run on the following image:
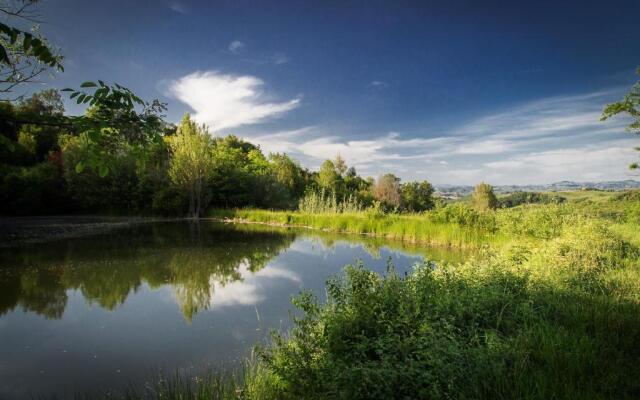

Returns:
297,190,365,214
210,202,505,248
210,209,496,248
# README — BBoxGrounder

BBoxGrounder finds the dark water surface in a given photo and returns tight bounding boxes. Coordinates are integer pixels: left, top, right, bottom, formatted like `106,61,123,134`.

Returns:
0,221,468,399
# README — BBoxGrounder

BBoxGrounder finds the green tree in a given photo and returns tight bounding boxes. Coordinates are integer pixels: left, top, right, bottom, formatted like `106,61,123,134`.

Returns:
601,67,640,170
334,153,347,176
317,159,340,193
472,182,498,211
17,89,64,116
401,181,435,212
17,129,35,154
372,173,401,209
167,114,214,218
270,153,306,200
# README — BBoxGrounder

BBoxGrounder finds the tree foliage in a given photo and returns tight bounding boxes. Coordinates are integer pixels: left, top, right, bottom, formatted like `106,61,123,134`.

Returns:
0,0,63,95
601,66,640,169
167,114,214,218
317,159,340,193
372,173,402,209
472,182,498,211
400,180,435,212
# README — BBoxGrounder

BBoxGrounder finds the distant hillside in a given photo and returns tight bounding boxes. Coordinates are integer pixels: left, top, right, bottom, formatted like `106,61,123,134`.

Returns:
435,180,640,198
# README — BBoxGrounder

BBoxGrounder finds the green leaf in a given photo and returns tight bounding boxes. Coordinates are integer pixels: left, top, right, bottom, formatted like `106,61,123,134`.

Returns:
80,81,97,88
70,92,80,99
61,88,74,92
0,45,8,64
75,161,85,174
0,135,15,152
98,164,109,178
98,80,106,87
88,130,100,142
94,87,109,98
22,34,32,52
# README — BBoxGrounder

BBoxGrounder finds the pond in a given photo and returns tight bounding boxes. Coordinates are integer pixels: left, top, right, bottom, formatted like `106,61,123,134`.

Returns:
0,220,469,399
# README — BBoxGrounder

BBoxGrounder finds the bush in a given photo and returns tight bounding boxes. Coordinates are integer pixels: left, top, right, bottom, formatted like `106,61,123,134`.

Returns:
429,202,497,231
255,226,640,399
499,191,566,208
496,204,574,239
259,263,508,399
0,162,70,215
472,182,498,211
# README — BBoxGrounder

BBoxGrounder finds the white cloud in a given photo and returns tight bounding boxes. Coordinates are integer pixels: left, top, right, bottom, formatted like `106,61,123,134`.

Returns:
482,141,638,184
170,71,301,130
168,1,188,14
168,69,635,184
241,87,634,184
370,80,388,88
228,40,245,55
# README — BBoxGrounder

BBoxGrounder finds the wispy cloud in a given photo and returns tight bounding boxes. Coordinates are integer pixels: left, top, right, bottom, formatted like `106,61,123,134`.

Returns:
168,1,188,14
167,66,633,184
225,40,288,65
271,52,289,65
370,80,388,88
228,40,245,55
236,87,634,184
169,71,301,130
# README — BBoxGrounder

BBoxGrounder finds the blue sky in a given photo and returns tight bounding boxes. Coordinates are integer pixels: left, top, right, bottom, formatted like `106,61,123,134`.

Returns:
30,0,640,184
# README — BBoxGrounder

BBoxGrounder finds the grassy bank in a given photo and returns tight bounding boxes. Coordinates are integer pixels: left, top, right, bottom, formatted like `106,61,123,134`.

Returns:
209,208,501,249
241,198,640,399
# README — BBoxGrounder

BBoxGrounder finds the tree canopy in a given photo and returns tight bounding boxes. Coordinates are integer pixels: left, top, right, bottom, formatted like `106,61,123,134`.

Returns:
601,66,640,170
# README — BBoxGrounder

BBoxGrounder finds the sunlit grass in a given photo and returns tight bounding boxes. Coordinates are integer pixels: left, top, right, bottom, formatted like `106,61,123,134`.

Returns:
209,209,503,249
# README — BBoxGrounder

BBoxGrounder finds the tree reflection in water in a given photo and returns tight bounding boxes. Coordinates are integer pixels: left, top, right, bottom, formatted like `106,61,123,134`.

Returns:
0,221,470,321
0,222,296,321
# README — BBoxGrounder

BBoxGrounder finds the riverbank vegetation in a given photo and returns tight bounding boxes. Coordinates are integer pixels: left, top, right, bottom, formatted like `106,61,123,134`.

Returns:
76,193,640,400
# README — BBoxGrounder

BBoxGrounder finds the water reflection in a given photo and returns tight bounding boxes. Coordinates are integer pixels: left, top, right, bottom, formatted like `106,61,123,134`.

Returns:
0,221,470,399
0,222,467,321
0,223,296,321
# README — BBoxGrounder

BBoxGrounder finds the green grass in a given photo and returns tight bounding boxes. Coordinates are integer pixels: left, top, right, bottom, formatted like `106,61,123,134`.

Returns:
209,208,502,249
249,215,640,399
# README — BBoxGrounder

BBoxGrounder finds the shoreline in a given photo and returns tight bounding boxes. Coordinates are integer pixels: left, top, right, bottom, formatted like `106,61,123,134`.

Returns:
0,216,182,247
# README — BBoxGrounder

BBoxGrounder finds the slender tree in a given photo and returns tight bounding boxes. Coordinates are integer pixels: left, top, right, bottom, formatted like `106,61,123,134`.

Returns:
472,182,498,211
372,173,401,208
317,159,340,193
167,114,214,218
334,153,347,176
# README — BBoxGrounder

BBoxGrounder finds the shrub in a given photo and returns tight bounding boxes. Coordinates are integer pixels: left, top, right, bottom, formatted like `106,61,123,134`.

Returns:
499,191,566,208
472,182,498,211
429,202,497,231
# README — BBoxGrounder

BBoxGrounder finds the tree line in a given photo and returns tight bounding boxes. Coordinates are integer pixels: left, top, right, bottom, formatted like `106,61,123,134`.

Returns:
0,89,445,217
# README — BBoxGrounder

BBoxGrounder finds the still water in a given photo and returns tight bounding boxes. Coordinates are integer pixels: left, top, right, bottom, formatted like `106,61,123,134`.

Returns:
0,221,467,399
